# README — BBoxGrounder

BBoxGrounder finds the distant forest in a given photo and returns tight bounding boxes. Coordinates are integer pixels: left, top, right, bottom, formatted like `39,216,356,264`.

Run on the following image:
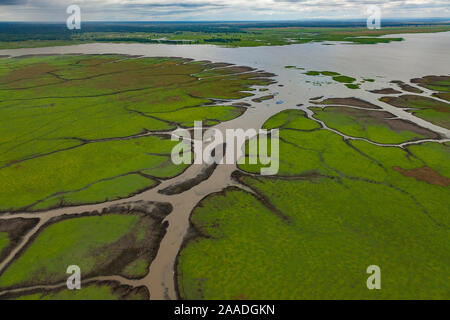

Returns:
1,19,449,41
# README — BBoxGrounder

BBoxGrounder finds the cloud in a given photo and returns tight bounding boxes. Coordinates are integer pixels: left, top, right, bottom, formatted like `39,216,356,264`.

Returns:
0,0,27,4
0,0,448,21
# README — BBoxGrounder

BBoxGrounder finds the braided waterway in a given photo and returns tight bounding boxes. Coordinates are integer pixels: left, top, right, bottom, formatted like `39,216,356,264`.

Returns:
0,31,449,300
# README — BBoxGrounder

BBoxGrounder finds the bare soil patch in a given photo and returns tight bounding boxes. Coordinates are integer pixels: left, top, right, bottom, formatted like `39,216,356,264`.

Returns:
0,218,39,263
370,88,402,95
393,166,450,186
312,97,381,109
391,80,423,93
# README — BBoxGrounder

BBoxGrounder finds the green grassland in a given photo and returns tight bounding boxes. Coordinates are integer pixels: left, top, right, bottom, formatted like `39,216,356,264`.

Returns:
177,108,450,300
262,109,321,131
0,40,82,50
332,75,356,83
0,54,272,212
303,70,361,89
0,213,163,289
311,106,438,144
345,84,360,89
30,174,158,211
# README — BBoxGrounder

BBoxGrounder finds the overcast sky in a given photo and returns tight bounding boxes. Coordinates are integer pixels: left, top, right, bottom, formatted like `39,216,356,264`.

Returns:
0,0,449,21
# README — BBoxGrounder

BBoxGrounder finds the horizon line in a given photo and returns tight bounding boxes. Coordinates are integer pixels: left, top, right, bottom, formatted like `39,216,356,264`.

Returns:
1,17,450,24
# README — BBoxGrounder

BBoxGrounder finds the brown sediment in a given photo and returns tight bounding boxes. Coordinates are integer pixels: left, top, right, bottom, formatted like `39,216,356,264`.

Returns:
393,166,450,186
252,94,275,103
386,119,439,138
311,97,381,109
201,65,256,75
113,55,143,59
0,280,149,300
232,102,252,107
321,106,392,119
233,167,329,182
411,75,450,84
0,219,39,262
95,211,170,280
411,75,450,92
433,92,450,102
391,80,423,93
370,88,402,94
225,66,255,74
0,55,9,58
380,94,450,113
3,63,57,83
105,280,149,300
253,78,277,86
14,54,59,59
254,71,277,78
242,72,277,82
159,163,218,196
203,62,234,69
159,142,227,196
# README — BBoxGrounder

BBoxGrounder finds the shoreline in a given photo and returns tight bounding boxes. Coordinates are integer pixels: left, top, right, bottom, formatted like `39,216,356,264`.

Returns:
0,34,448,299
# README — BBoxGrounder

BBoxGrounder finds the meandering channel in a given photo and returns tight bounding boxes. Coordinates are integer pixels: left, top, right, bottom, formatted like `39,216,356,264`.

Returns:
0,31,449,300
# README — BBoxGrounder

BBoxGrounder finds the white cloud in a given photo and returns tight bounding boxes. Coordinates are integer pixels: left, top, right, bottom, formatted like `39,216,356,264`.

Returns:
0,0,448,21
